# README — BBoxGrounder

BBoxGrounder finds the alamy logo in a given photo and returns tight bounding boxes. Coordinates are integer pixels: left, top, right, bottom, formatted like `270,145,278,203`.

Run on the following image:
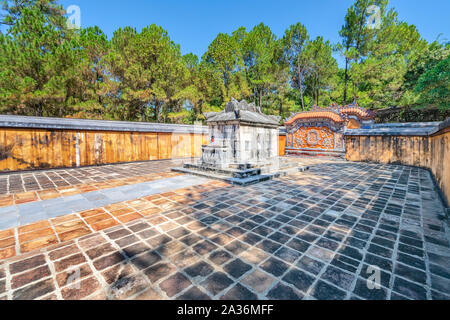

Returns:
367,5,381,30
66,267,81,289
366,265,381,290
66,5,81,30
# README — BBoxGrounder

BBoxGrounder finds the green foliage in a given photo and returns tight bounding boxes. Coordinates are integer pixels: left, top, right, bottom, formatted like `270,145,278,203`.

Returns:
415,57,450,110
1,0,66,29
375,106,450,123
303,37,339,106
338,0,388,103
105,24,187,122
282,23,309,110
0,2,80,116
203,32,241,100
404,40,449,91
0,0,447,124
242,23,284,107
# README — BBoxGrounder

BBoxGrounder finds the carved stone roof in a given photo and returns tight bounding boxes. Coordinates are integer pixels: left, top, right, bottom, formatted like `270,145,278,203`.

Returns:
284,103,376,126
284,111,345,124
204,98,281,127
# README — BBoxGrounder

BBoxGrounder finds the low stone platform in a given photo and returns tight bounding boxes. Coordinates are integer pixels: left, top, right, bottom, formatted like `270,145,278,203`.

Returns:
285,148,345,158
172,159,309,186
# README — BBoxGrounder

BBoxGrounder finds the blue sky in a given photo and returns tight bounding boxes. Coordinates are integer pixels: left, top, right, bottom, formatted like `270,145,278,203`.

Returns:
15,0,450,65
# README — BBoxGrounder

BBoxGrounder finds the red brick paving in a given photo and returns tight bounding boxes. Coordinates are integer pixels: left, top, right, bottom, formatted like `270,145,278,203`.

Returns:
0,180,227,261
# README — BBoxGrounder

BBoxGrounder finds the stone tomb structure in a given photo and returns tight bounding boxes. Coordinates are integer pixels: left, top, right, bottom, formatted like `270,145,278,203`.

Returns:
202,98,280,167
173,98,306,185
284,103,375,157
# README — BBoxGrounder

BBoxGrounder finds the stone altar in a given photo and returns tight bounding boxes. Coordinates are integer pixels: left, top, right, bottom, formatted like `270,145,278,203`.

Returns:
200,98,280,168
172,98,308,185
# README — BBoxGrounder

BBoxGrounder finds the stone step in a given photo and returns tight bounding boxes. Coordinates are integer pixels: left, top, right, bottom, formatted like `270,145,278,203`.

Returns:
171,165,310,186
227,174,273,186
183,163,261,178
229,163,252,170
185,162,302,178
171,167,272,186
232,168,261,179
272,165,310,177
286,149,345,158
171,167,232,181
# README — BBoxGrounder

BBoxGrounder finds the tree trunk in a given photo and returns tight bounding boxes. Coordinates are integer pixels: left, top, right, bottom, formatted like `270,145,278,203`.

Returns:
37,102,43,117
154,102,159,122
279,98,283,119
156,101,163,123
259,88,262,107
96,68,103,108
298,63,305,111
299,72,305,111
355,5,369,56
344,57,349,103
140,104,145,122
198,100,203,116
316,85,320,106
223,71,229,98
314,76,319,106
350,4,370,104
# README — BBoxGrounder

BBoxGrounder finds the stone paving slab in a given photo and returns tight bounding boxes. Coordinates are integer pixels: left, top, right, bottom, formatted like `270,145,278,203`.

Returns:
0,178,222,260
0,159,186,197
0,175,210,230
0,157,315,208
0,159,449,300
0,171,185,209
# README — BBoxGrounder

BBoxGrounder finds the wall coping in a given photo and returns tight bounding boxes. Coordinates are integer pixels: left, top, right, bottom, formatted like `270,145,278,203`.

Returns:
0,115,209,134
0,115,289,136
278,127,287,135
438,117,450,132
344,118,450,136
2,115,447,137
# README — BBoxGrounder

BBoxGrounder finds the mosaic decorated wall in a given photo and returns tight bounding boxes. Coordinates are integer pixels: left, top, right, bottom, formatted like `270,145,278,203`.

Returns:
285,121,345,155
283,104,375,157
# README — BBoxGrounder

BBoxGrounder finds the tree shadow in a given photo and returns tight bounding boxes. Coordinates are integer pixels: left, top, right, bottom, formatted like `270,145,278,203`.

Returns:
101,158,439,300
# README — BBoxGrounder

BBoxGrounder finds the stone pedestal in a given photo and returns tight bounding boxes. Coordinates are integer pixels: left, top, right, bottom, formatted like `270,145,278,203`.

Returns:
172,98,308,185
200,144,229,168
200,98,281,167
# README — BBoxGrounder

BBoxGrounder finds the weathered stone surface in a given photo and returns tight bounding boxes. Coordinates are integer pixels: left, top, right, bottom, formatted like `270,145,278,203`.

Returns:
0,158,448,301
159,273,191,298
107,274,148,300
10,254,46,274
173,98,302,185
12,278,55,300
61,277,101,300
11,265,51,289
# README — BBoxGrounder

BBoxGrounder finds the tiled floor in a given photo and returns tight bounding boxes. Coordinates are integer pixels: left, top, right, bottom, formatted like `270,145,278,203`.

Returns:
0,171,185,208
0,177,218,259
0,175,210,230
0,159,186,195
0,159,449,300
